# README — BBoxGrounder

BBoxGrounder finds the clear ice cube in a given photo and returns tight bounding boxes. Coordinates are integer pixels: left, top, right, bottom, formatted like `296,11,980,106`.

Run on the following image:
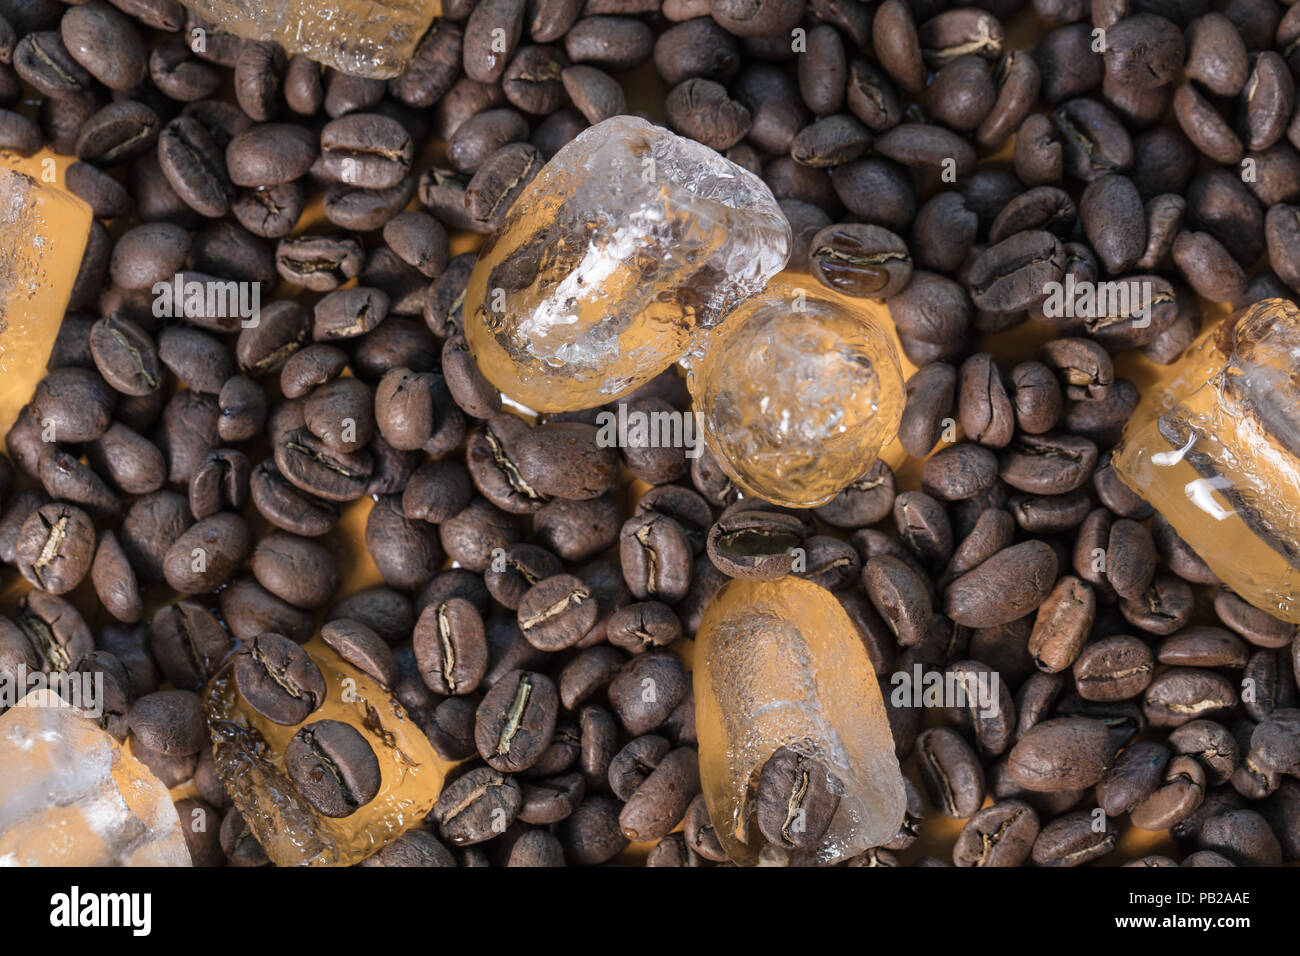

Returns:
687,280,904,508
180,0,439,79
464,116,791,413
1114,298,1300,620
0,690,191,866
694,576,906,866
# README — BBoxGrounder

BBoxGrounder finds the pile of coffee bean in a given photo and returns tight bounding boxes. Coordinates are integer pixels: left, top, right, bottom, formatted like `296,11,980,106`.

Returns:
1,0,1299,868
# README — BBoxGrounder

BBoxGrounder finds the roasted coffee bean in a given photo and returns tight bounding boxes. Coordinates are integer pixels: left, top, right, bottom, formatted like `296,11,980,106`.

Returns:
1040,337,1113,402
862,555,933,648
158,327,234,395
510,422,617,501
1008,717,1115,791
1144,668,1238,728
808,223,911,299
602,602,680,658
755,744,840,848
513,574,596,651
1174,82,1243,165
274,427,372,502
999,433,1097,496
232,633,325,725
1157,626,1250,670
946,541,1058,628
705,509,804,581
157,116,234,218
969,231,1065,314
16,503,96,595
873,0,925,94
1073,635,1155,702
608,734,670,802
1028,576,1095,673
318,113,414,189
1215,588,1295,649
958,354,1014,448
432,766,522,845
1032,810,1117,866
916,727,985,818
1170,720,1239,786
874,123,976,176
88,316,161,397
34,367,115,443
607,649,688,737
953,800,1039,866
664,77,750,151
1097,741,1170,816
1120,574,1194,636
284,720,380,818
162,512,250,594
475,670,558,773
1052,98,1132,181
128,689,204,756
898,363,957,458
38,448,120,518
14,31,93,98
149,600,232,690
1185,12,1247,97
226,123,318,187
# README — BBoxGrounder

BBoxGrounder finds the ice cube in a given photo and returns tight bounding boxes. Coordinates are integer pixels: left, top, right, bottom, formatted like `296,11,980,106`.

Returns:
0,163,92,441
694,576,906,866
687,281,904,508
464,116,791,413
180,0,440,79
203,638,452,867
1114,299,1300,621
0,690,191,866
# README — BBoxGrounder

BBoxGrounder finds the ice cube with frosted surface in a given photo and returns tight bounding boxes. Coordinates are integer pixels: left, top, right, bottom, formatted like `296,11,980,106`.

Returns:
0,691,191,866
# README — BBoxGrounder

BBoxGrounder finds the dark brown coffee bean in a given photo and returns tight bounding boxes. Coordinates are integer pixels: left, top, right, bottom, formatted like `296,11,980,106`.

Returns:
1097,741,1170,816
946,541,1059,628
755,744,840,848
1156,626,1250,670
1120,574,1194,636
14,31,93,98
515,574,597,651
1144,668,1238,728
231,632,325,725
1008,716,1115,791
149,600,232,690
916,727,985,818
162,512,250,594
475,669,559,772
809,223,911,299
705,509,804,581
862,555,933,648
1073,634,1155,702
283,719,380,818
953,800,1039,866
1032,809,1117,865
897,363,956,458
16,503,95,595
1174,82,1243,165
1185,12,1248,97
